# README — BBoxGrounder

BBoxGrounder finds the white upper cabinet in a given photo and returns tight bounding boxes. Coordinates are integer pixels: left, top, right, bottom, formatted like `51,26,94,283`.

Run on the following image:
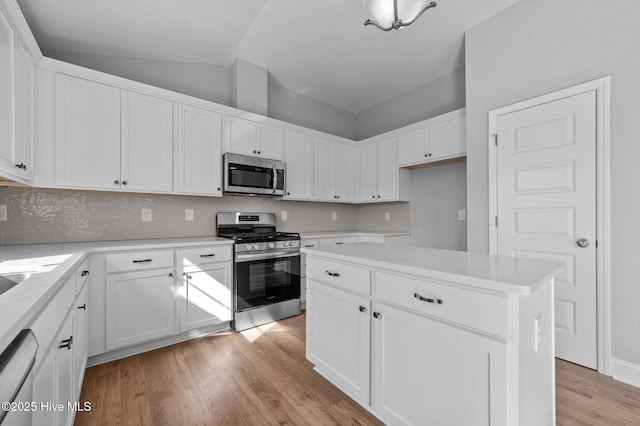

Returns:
284,130,314,200
56,74,174,193
223,115,283,160
176,104,223,196
359,137,403,202
314,139,356,203
56,74,121,190
398,109,466,167
0,3,34,184
120,91,173,193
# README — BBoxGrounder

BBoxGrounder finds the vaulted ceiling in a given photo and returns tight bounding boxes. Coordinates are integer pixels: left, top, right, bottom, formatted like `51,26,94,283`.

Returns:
18,0,519,113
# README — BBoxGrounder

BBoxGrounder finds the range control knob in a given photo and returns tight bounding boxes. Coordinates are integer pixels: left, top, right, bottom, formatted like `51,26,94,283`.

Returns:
245,244,253,250
268,242,275,249
253,244,260,250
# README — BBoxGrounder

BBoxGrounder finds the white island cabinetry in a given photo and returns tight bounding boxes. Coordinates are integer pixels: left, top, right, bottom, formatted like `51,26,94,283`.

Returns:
303,243,559,426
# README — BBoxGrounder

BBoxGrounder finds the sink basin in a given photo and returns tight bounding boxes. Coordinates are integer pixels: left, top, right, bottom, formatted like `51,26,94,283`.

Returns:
0,272,35,296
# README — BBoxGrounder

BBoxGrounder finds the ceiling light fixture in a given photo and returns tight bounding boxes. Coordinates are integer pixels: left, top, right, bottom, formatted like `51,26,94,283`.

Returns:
363,0,437,31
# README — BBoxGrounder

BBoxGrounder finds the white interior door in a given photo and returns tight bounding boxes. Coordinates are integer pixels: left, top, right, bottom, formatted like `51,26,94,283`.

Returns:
495,91,597,369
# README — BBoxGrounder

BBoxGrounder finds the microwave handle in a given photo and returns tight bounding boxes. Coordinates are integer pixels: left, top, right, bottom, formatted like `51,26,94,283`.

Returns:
272,164,278,194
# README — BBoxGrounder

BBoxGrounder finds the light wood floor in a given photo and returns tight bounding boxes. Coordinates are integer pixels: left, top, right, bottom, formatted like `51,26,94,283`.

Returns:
76,312,640,425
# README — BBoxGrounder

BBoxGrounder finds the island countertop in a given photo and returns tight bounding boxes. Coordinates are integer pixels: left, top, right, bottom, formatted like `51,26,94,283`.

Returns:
301,242,562,295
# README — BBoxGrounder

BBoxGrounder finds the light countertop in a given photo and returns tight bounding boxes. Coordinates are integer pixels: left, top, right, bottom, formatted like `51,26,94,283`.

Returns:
0,237,233,351
302,243,562,295
299,230,410,239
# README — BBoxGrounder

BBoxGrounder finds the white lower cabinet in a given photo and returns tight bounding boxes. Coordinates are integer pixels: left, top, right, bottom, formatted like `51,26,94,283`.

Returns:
372,302,492,426
306,280,371,404
105,267,176,350
72,283,88,395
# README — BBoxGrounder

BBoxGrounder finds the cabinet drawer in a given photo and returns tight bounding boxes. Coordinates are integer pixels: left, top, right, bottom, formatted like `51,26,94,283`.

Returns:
375,271,507,336
30,276,75,366
307,258,370,295
105,250,174,273
178,246,231,265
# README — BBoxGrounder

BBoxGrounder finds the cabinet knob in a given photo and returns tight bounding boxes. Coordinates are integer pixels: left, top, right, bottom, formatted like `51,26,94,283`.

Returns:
15,163,27,171
359,306,366,313
78,303,87,310
253,150,257,154
373,312,381,319
168,272,173,277
424,153,428,157
81,270,90,277
377,195,381,198
372,195,375,199
114,180,120,185
217,187,221,191
122,181,128,185
428,153,432,157
287,192,290,196
60,336,73,350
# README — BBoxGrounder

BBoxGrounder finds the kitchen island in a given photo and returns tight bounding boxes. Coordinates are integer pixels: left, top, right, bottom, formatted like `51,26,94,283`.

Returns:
302,242,561,426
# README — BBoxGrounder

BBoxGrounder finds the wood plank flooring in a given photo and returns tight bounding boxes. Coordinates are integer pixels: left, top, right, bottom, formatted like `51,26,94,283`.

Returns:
76,312,640,425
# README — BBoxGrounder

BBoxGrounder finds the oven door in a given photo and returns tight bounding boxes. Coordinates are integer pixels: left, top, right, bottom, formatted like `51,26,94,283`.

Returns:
234,252,300,312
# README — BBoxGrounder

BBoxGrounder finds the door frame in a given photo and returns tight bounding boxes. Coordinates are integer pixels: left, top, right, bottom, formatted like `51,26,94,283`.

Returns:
487,77,611,374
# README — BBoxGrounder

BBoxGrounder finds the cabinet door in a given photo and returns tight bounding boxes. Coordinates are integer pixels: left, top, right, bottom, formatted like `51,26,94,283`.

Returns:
73,284,88,398
177,105,222,196
33,341,57,426
13,40,33,181
373,303,491,426
106,268,175,350
376,137,398,201
0,8,13,174
120,91,173,192
428,116,466,160
313,139,335,201
179,262,232,331
224,116,256,156
56,313,75,426
55,74,121,189
359,143,377,202
284,131,313,200
306,280,370,404
257,124,283,160
398,128,427,166
334,143,356,202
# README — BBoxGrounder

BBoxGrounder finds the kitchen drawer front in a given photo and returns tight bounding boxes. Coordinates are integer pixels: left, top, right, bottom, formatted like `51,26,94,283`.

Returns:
307,257,370,295
375,271,507,336
31,276,75,366
75,258,90,294
105,250,174,273
178,246,232,265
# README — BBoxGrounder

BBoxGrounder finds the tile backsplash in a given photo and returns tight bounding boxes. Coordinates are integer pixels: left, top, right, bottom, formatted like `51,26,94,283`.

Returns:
0,189,410,245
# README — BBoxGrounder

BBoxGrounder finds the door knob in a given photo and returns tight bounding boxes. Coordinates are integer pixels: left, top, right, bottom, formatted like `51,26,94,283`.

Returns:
576,238,590,248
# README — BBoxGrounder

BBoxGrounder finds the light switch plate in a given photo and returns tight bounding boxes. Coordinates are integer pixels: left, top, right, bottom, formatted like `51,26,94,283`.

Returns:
141,208,152,222
457,209,466,221
0,205,6,221
384,212,390,221
281,211,287,221
331,212,337,221
185,209,194,221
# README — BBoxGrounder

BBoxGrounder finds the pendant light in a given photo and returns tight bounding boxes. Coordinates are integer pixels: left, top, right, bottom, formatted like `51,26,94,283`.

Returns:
363,0,437,31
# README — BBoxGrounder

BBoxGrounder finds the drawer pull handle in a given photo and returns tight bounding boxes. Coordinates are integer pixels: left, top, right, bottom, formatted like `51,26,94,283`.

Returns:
373,311,381,319
132,259,153,264
325,270,340,277
304,245,315,248
78,303,86,310
200,253,216,258
60,336,73,350
81,270,90,277
359,306,366,313
335,242,344,245
414,293,443,305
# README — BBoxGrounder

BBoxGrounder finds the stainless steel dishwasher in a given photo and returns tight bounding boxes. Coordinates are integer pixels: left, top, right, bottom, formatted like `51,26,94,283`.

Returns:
0,329,38,425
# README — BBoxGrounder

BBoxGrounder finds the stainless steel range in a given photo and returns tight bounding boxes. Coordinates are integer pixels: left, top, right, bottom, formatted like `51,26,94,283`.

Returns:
216,212,301,331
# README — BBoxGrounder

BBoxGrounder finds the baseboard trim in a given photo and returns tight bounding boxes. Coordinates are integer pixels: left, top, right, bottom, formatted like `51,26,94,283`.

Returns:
610,358,640,388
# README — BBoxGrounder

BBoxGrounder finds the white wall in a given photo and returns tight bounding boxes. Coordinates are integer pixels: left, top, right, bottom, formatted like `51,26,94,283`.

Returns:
465,0,640,367
355,68,465,140
410,162,467,250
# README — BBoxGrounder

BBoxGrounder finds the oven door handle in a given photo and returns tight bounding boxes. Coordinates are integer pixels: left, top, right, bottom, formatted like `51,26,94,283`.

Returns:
236,251,300,263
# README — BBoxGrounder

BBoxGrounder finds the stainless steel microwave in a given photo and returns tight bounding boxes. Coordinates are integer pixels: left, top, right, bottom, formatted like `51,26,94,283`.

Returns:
223,153,285,196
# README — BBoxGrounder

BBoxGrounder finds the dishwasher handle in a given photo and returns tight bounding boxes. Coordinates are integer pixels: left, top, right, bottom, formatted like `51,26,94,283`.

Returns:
0,330,38,424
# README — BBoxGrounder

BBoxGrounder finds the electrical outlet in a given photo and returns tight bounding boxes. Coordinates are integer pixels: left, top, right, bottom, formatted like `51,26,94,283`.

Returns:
281,211,288,221
457,209,466,221
534,315,542,352
0,205,6,221
384,212,390,221
331,212,337,221
141,208,152,222
185,209,194,221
